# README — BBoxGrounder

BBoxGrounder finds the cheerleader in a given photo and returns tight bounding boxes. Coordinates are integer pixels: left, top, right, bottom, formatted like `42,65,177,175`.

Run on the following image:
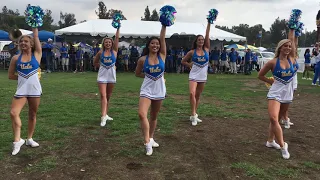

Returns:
94,26,120,126
258,27,298,159
135,23,167,155
181,22,212,126
8,27,42,155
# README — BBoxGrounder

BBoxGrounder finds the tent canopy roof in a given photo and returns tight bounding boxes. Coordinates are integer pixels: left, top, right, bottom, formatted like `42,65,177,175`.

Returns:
55,20,246,42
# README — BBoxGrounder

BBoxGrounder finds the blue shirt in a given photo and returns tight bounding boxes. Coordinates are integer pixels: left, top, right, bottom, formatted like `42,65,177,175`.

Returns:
76,50,83,59
304,53,311,64
229,51,237,62
220,52,227,61
60,47,68,58
252,54,258,62
211,50,220,61
245,52,252,62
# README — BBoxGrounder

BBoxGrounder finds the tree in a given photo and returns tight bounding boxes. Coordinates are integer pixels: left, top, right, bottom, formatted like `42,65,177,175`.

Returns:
107,9,126,20
96,1,108,19
95,1,127,20
58,12,76,28
141,6,151,21
42,9,54,31
270,17,288,46
150,9,159,21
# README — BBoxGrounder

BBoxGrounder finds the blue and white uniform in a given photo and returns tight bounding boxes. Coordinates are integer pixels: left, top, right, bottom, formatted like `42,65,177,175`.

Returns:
189,49,209,82
97,50,116,83
267,58,295,103
140,55,166,100
15,54,42,98
293,62,299,90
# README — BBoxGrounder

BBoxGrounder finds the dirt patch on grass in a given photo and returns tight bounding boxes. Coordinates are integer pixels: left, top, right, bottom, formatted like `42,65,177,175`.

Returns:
1,88,320,180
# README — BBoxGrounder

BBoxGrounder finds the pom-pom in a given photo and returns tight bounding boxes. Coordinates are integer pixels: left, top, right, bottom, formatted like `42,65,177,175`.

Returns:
159,5,177,27
295,22,304,37
207,9,219,24
265,77,274,89
287,9,302,29
24,4,44,28
111,13,123,29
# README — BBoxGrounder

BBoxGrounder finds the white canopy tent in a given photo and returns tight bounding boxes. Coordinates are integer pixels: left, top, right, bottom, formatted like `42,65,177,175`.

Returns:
55,20,246,42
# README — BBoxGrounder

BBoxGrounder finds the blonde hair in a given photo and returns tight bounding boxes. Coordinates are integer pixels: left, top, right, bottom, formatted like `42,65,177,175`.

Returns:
18,35,35,52
274,39,291,58
101,37,114,51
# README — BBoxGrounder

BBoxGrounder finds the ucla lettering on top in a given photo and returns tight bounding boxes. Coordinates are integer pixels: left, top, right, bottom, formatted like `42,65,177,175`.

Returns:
104,58,113,63
149,67,162,73
281,71,293,77
197,57,206,62
20,63,33,69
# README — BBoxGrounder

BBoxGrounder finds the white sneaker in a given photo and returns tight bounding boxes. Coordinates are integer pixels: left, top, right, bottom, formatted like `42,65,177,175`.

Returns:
190,115,197,126
145,141,153,156
302,77,306,80
312,83,317,86
266,140,281,149
281,142,290,159
100,116,107,127
12,139,25,155
26,138,39,147
307,78,312,80
150,138,159,148
281,118,294,128
195,113,202,123
106,115,113,121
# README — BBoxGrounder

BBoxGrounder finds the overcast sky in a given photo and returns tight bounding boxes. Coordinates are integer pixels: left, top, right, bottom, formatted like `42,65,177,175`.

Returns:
1,0,319,32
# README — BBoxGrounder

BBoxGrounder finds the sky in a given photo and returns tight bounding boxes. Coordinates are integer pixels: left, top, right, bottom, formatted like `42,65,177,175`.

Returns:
1,0,319,32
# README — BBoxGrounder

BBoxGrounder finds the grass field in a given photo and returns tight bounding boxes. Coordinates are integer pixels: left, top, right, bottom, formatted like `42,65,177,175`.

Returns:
0,70,319,180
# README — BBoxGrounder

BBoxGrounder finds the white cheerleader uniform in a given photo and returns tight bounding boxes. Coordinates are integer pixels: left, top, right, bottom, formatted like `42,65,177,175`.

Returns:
189,49,209,82
267,58,295,103
140,55,166,100
97,50,116,84
14,54,42,98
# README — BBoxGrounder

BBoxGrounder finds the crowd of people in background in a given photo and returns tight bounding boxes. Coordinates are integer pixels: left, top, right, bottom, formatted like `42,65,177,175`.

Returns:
40,39,263,76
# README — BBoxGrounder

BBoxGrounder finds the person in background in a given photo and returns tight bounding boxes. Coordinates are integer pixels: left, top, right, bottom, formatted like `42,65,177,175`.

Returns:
60,43,69,72
251,52,260,71
69,43,76,71
177,47,185,73
312,44,320,86
211,47,220,73
93,44,100,72
228,48,238,74
220,47,229,73
74,47,84,73
43,38,54,73
244,48,253,75
83,51,90,71
302,49,311,80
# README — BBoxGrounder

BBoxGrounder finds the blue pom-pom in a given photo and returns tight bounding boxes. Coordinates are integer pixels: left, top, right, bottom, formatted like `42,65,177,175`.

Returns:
207,9,219,24
295,22,304,37
287,9,302,30
24,4,44,28
159,5,177,27
111,13,123,29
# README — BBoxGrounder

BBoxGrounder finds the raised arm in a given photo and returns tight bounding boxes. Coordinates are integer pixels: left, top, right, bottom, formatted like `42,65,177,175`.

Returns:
135,57,145,78
181,50,193,68
8,55,18,80
159,25,167,60
204,22,211,52
113,28,120,52
288,29,296,59
32,28,42,62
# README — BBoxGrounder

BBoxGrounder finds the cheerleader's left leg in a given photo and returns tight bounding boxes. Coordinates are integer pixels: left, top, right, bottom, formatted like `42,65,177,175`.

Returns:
26,97,41,147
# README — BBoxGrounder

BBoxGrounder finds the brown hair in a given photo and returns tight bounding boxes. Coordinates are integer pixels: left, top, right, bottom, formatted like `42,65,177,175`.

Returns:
192,35,205,50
